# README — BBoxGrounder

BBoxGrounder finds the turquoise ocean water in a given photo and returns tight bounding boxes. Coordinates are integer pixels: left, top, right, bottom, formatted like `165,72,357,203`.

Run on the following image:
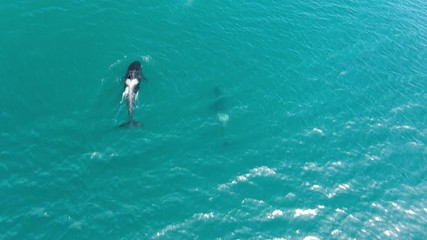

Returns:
1,0,426,239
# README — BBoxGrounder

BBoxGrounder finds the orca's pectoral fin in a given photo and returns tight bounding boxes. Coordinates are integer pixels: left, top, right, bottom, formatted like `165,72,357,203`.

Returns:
119,120,143,128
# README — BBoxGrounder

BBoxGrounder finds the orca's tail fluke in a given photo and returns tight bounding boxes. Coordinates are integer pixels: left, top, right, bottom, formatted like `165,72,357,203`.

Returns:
119,120,143,128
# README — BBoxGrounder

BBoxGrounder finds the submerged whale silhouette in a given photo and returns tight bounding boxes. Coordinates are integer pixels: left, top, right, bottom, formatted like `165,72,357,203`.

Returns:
213,86,229,127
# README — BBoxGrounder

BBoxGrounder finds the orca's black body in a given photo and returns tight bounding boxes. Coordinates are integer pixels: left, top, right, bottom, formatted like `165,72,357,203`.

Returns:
120,61,143,128
126,61,142,86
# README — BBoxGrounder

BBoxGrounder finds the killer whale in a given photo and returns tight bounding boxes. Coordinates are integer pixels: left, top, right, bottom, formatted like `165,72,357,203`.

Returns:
120,61,143,127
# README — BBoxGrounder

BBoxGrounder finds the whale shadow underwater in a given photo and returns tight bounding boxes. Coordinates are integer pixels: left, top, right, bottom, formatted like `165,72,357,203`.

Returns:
212,86,230,127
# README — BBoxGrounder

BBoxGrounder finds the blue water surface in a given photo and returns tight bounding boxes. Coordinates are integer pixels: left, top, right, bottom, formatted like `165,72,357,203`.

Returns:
0,1,426,239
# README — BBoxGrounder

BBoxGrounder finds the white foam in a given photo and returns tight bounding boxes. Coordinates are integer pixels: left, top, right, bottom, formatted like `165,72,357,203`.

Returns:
141,55,152,63
384,230,398,237
109,57,126,69
218,183,229,190
392,125,415,131
390,102,422,113
267,209,284,219
303,236,320,240
391,202,402,210
251,166,276,176
394,225,401,232
327,183,351,198
237,175,248,182
390,106,404,113
405,209,416,215
306,128,325,136
241,198,265,205
193,212,214,220
217,113,229,126
28,208,49,218
90,152,102,159
331,161,343,166
365,154,380,161
285,193,295,198
335,208,346,214
303,162,322,171
154,224,178,238
272,210,284,216
371,202,388,213
294,208,317,218
348,214,358,221
218,166,276,190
